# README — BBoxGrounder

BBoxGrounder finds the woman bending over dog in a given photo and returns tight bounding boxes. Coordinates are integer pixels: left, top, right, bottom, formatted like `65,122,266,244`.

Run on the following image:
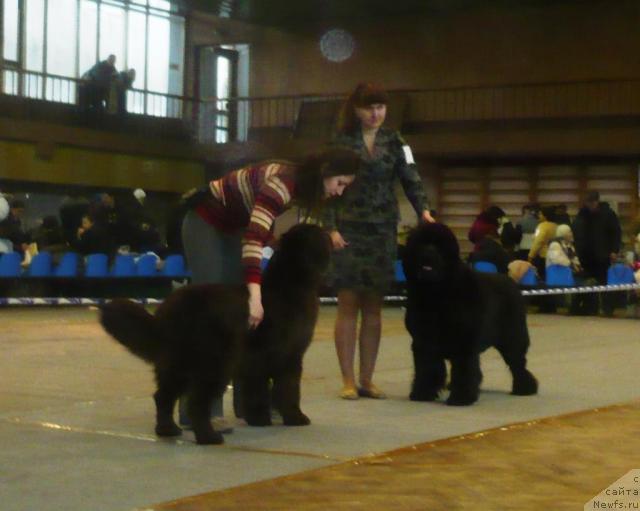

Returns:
179,147,361,428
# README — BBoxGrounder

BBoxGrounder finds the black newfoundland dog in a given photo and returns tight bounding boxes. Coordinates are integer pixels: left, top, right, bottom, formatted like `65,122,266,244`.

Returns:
100,224,331,444
402,223,538,406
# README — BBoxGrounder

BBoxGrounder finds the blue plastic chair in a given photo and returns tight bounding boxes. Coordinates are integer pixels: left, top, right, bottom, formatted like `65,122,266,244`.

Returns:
85,253,109,277
519,266,538,286
545,264,575,286
55,252,80,277
162,254,188,277
112,254,136,277
28,251,53,277
607,263,635,285
136,253,158,276
394,259,406,282
0,252,22,277
473,261,498,273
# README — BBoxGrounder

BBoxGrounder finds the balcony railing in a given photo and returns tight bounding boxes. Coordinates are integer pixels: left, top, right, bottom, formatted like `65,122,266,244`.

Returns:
3,64,640,145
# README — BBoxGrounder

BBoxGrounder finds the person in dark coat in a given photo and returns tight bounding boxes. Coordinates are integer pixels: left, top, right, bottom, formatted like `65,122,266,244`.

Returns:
572,191,622,316
72,214,113,256
115,68,136,117
79,54,117,117
30,215,68,260
0,199,29,255
468,205,505,253
59,195,91,246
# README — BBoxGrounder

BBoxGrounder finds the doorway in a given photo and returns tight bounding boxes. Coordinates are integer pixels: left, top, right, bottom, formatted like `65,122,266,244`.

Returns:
196,45,238,143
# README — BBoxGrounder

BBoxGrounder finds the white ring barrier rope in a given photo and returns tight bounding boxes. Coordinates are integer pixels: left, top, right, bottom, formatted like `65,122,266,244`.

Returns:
0,283,638,307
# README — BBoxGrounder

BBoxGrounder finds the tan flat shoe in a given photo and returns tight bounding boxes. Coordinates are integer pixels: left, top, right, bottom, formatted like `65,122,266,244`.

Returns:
358,385,387,399
340,386,359,400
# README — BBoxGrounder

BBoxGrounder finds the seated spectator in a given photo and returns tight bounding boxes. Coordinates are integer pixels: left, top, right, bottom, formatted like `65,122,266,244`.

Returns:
30,215,69,262
516,203,539,260
546,223,593,315
59,194,90,246
469,230,511,274
546,224,582,275
72,214,113,256
0,199,30,256
498,213,522,260
0,193,10,253
89,192,119,249
469,205,505,252
116,188,167,256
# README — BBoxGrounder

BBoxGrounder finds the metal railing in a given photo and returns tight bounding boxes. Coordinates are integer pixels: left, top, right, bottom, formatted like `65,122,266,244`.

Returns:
402,78,640,122
1,67,196,120
3,64,640,144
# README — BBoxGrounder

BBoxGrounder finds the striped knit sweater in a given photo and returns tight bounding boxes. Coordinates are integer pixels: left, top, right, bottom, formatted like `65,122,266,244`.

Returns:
195,162,296,285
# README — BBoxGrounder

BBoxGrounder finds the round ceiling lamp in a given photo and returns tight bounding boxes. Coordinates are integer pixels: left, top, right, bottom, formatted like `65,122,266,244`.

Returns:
319,28,355,63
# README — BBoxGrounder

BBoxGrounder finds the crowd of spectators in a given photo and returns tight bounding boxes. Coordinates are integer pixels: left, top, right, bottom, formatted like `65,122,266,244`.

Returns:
465,191,634,316
0,189,173,267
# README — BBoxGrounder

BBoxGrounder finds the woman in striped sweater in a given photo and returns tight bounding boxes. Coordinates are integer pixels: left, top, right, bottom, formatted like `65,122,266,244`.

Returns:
184,147,360,325
178,147,360,428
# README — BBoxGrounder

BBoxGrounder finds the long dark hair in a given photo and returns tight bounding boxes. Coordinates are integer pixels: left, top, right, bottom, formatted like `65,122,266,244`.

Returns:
291,147,361,218
337,82,389,135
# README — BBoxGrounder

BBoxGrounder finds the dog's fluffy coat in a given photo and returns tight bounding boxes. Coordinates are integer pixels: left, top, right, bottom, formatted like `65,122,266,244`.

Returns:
100,224,331,444
402,223,538,405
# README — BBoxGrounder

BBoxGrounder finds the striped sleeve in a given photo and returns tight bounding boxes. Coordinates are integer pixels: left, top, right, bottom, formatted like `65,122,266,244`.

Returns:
241,173,293,284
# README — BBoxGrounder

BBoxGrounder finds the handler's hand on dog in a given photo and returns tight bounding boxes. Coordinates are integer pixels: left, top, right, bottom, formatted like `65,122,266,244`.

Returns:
329,230,348,250
248,284,263,328
421,210,436,223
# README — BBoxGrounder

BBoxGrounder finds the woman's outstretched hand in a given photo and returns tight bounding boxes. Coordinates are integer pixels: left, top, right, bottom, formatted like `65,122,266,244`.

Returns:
247,283,264,329
329,230,349,250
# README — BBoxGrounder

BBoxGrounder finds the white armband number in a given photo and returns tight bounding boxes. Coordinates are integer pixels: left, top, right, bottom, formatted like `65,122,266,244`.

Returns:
402,145,415,164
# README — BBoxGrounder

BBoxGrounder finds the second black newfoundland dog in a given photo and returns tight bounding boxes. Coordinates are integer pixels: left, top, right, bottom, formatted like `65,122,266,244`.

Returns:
100,224,331,444
402,223,538,406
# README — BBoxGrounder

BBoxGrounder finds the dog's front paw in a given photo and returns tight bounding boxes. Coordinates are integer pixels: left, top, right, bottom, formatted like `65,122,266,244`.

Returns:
194,429,224,445
245,412,273,427
409,389,439,402
282,411,311,426
512,370,538,396
446,392,478,406
155,421,182,437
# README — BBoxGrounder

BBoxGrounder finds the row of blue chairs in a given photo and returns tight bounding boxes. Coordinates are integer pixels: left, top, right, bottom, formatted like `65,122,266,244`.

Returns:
472,261,636,286
0,251,190,279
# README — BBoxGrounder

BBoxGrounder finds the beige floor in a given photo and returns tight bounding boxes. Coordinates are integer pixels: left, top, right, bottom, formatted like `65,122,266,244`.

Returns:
1,305,639,511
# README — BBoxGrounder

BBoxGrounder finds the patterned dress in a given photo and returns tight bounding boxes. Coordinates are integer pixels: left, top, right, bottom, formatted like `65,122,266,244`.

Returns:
322,128,429,292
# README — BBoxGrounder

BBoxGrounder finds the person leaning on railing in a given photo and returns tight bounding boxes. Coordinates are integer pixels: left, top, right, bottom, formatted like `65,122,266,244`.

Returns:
78,54,117,118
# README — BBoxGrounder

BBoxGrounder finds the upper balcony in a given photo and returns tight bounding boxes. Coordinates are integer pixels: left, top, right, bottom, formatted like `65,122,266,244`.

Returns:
3,64,640,163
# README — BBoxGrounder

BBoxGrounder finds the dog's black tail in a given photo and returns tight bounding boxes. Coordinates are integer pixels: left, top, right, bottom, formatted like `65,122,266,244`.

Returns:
99,299,164,364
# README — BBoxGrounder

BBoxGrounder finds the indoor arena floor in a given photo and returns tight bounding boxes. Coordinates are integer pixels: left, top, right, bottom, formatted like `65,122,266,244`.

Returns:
1,305,639,511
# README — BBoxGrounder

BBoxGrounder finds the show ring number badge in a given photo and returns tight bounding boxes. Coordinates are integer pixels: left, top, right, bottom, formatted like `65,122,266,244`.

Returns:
585,469,640,510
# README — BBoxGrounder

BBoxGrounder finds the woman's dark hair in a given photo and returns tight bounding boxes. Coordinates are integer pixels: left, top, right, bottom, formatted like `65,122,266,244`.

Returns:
337,83,389,135
292,146,361,217
540,205,556,222
485,205,506,222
